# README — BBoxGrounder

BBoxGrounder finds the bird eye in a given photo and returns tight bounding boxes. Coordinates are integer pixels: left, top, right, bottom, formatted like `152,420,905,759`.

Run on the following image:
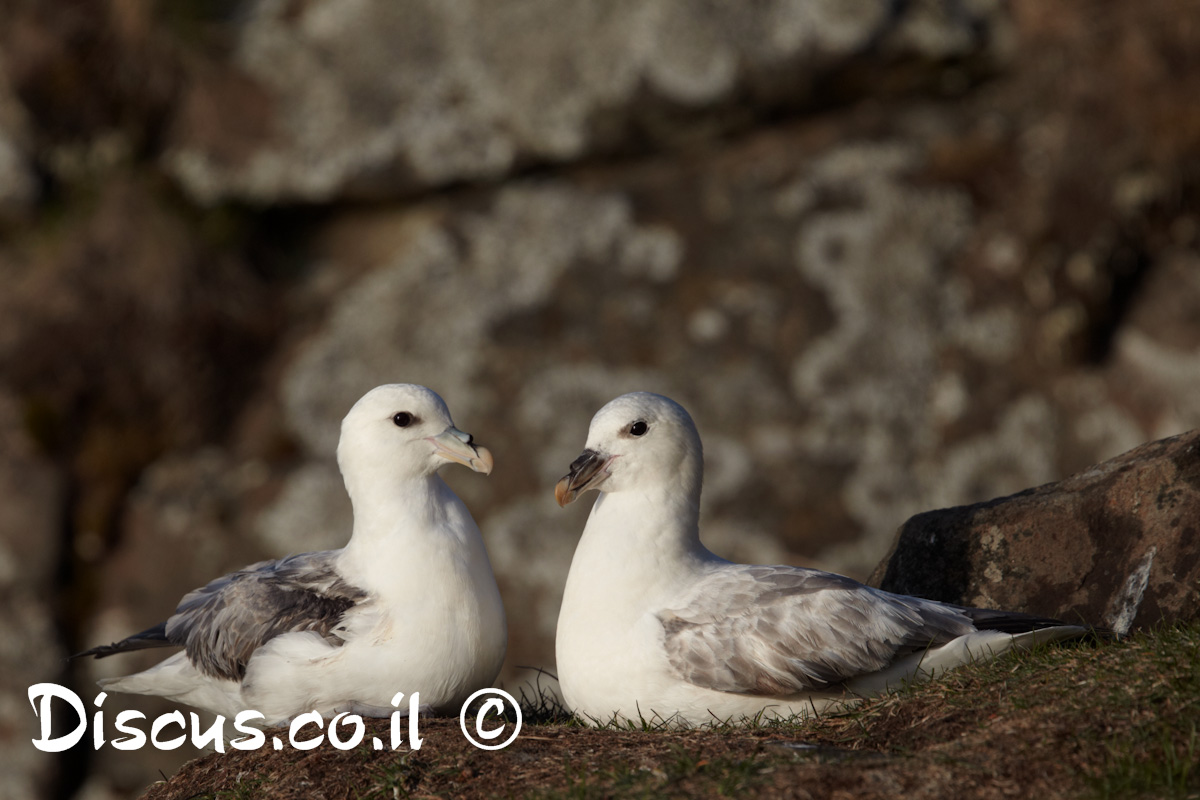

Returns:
629,420,649,437
392,412,413,428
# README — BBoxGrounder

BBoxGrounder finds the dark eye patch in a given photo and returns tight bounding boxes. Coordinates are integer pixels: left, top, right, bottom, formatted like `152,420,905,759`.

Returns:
628,420,649,437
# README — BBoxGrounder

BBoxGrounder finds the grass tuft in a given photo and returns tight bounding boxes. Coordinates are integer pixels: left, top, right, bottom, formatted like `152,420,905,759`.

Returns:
515,666,575,725
363,752,420,800
143,621,1200,800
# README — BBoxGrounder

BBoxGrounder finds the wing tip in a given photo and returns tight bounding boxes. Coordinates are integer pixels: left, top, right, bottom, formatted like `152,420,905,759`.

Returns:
71,622,173,660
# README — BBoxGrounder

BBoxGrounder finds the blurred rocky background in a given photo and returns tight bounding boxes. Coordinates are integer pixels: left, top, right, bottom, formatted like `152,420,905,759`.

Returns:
1,0,1198,798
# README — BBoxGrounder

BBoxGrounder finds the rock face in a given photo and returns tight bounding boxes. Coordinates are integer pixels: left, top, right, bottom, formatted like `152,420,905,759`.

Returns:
870,430,1200,634
0,71,36,219
163,0,1011,204
0,393,64,800
0,0,1198,798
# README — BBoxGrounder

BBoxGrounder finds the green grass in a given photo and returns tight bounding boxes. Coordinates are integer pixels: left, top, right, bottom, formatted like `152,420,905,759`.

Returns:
186,774,271,800
147,621,1200,800
1094,725,1199,800
530,747,777,800
820,622,1200,799
362,752,420,800
519,621,1200,799
1081,625,1200,799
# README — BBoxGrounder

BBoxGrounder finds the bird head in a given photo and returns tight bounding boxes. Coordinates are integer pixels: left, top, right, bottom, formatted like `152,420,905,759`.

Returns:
337,384,493,483
555,392,702,507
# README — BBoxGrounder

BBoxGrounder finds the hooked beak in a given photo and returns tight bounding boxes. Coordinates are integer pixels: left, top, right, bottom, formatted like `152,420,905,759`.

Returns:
554,449,612,507
428,427,494,475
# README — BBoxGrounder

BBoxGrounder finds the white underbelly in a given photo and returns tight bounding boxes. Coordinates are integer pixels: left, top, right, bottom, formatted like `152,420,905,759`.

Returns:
242,586,506,720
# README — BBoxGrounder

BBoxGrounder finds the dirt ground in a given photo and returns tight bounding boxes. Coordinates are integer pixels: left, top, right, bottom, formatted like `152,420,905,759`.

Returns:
141,627,1200,799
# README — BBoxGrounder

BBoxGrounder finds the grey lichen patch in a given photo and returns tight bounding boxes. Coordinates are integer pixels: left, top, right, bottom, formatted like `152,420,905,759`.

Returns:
281,183,681,456
162,0,1009,204
922,395,1059,512
890,0,1014,59
780,142,1075,577
0,74,36,219
515,363,678,486
0,132,35,216
1115,330,1200,436
126,451,269,577
481,499,580,644
784,143,986,574
1104,545,1157,636
254,461,352,556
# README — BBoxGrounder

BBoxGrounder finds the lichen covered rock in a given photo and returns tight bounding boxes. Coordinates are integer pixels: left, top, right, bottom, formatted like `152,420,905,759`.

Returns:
870,429,1200,633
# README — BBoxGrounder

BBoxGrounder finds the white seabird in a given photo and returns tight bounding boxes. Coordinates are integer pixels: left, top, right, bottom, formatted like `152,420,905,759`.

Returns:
554,392,1089,726
79,384,506,725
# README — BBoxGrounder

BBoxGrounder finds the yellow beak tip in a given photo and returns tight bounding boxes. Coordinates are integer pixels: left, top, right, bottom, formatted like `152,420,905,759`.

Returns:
474,446,495,475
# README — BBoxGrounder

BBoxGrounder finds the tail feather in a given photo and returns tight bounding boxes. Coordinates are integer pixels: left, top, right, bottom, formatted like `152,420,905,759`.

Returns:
96,651,246,719
73,621,175,659
958,607,1116,639
847,624,1091,697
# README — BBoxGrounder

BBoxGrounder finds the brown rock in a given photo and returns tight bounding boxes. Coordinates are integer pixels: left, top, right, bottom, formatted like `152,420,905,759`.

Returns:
869,430,1200,633
160,0,1011,204
0,392,65,800
0,72,36,220
0,1,1196,796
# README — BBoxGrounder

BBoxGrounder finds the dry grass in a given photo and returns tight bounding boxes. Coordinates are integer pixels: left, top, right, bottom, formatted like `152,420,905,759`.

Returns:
140,622,1200,800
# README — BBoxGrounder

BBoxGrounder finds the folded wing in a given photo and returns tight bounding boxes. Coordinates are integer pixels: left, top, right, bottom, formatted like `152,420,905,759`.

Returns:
659,565,1017,695
78,551,368,681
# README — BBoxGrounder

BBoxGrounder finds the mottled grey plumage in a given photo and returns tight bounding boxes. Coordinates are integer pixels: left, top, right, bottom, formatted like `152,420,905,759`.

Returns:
658,564,1063,696
79,551,368,681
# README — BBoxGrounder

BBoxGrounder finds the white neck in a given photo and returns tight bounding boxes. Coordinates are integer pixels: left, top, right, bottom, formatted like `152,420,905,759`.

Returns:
566,481,716,605
345,473,454,541
337,473,484,591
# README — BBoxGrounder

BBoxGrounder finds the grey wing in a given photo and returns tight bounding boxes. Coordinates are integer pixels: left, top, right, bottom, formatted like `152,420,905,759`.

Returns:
166,551,369,681
659,565,977,695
